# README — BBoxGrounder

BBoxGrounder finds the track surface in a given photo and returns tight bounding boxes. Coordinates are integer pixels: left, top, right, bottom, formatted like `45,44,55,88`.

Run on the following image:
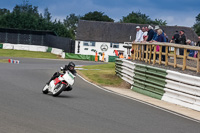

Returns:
0,58,199,133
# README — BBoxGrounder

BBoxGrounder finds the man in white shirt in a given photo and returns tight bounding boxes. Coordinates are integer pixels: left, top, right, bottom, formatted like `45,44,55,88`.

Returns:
134,26,143,42
142,27,148,41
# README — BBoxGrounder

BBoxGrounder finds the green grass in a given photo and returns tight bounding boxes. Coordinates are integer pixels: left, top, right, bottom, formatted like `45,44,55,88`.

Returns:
0,59,9,63
0,49,60,59
78,63,125,87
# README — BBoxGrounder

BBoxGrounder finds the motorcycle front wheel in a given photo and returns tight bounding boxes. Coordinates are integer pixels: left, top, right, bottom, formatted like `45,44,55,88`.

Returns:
42,84,49,94
52,83,66,97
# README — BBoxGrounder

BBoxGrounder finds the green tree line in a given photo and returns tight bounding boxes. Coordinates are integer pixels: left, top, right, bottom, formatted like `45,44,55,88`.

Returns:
0,1,199,40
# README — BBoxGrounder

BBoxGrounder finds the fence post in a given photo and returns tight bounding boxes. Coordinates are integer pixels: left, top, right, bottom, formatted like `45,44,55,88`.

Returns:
149,45,152,64
159,46,162,65
145,45,149,63
139,45,141,60
182,48,187,70
165,46,169,66
136,45,139,60
174,48,177,68
142,45,144,61
153,45,156,64
197,50,200,72
133,44,136,60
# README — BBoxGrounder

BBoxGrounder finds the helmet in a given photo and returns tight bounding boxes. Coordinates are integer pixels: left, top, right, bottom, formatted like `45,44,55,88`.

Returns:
68,62,75,71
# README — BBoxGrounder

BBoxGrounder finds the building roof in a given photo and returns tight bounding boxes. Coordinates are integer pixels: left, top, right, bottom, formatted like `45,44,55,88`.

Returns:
76,20,199,43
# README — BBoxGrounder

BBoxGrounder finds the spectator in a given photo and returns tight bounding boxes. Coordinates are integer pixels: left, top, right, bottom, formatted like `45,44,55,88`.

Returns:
152,25,160,41
154,29,166,61
186,39,195,57
178,30,187,55
146,25,155,41
142,26,148,41
134,26,143,42
164,33,169,42
196,36,200,47
170,31,180,44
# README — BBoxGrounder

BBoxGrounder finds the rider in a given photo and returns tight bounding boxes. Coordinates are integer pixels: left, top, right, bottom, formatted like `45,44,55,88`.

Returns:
46,62,76,91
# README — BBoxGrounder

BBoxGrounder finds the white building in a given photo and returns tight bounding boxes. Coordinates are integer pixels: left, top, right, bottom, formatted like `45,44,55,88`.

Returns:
75,20,136,62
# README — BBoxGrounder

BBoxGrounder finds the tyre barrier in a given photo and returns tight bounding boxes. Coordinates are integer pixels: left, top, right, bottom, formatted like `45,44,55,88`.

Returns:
8,59,20,64
115,58,200,111
1,43,65,58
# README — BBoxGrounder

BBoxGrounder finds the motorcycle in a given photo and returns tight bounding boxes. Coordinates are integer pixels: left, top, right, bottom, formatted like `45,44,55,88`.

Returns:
42,67,75,97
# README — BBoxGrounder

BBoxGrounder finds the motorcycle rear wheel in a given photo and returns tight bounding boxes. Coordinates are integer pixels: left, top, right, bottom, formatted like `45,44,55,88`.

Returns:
52,83,66,97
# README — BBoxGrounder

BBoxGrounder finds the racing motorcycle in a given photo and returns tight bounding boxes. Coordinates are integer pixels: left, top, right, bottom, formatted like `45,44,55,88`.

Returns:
42,67,75,97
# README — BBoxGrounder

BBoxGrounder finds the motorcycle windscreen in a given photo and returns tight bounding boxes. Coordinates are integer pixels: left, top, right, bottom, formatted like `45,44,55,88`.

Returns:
62,73,74,85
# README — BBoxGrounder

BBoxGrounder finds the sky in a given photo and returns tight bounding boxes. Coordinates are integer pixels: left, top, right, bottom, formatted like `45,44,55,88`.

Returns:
0,0,199,27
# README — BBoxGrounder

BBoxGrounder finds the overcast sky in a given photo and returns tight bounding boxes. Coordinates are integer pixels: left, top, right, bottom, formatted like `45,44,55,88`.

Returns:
0,0,199,27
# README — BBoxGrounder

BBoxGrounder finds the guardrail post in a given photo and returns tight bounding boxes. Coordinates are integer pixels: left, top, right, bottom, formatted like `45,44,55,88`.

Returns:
182,48,187,70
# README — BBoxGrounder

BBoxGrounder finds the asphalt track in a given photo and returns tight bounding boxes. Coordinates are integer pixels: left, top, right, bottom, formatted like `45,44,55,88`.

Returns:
0,58,200,133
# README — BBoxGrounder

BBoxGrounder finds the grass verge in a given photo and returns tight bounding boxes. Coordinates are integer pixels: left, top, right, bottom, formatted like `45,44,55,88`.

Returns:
0,49,61,59
77,63,130,88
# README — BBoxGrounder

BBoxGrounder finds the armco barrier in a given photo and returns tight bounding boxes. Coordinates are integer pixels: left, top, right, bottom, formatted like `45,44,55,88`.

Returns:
115,58,200,111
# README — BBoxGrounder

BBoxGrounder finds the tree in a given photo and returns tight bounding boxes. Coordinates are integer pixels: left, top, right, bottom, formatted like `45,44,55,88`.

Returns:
120,11,151,24
0,1,76,39
120,11,167,26
193,13,200,36
64,13,80,39
44,8,51,22
0,8,10,15
81,11,114,22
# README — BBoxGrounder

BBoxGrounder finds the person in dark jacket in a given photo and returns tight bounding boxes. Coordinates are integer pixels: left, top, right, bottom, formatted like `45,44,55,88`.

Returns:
154,29,166,61
46,62,76,91
178,30,187,55
146,25,155,41
170,31,180,44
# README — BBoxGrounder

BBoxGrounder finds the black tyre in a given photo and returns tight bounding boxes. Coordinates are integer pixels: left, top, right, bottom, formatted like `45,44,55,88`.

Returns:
42,84,49,94
52,83,66,97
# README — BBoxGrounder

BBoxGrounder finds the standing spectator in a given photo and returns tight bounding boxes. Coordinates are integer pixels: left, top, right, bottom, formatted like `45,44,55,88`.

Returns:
164,33,169,42
146,25,155,41
152,25,160,41
178,30,187,55
153,29,166,61
142,26,148,41
186,39,195,57
170,31,180,43
144,25,155,58
196,36,200,47
134,26,143,42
